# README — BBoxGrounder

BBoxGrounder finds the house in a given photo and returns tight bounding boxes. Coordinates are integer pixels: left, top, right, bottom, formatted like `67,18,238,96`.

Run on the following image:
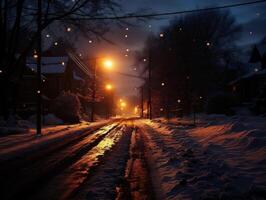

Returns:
229,69,266,101
17,52,92,117
229,44,266,113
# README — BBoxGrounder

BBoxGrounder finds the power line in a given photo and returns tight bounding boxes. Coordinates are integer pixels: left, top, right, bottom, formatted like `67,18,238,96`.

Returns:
115,70,146,80
63,0,266,21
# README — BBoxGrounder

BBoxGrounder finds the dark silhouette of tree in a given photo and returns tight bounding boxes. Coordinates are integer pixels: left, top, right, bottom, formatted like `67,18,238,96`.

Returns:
138,9,242,116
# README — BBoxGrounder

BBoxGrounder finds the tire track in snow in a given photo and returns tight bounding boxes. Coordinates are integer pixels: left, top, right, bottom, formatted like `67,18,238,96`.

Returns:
1,123,120,200
73,122,134,200
116,126,155,200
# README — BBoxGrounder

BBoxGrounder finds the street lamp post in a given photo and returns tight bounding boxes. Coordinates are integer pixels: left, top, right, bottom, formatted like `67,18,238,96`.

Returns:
140,86,144,118
105,84,113,119
90,59,97,122
90,58,113,122
148,48,152,120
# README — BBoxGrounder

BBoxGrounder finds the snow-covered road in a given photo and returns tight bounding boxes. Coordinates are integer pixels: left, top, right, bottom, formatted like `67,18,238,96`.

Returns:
0,121,123,199
0,116,265,200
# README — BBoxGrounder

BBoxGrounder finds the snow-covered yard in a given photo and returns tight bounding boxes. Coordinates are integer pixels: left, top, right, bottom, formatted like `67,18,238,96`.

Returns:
138,115,266,199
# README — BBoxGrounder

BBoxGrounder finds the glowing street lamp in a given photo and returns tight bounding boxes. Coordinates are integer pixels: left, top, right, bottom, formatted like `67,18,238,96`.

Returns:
91,57,114,122
103,59,113,70
105,84,113,90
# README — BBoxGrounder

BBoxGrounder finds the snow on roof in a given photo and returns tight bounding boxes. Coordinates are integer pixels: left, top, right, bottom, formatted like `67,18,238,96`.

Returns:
73,70,84,81
229,68,266,85
26,57,69,74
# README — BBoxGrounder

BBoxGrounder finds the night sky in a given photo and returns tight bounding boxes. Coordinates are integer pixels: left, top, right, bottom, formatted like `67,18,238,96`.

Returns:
79,0,266,98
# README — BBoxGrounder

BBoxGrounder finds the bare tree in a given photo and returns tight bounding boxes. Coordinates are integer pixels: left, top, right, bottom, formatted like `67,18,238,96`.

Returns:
0,0,130,119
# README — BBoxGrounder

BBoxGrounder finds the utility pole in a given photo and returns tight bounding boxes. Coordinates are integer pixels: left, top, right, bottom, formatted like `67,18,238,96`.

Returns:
148,48,152,120
91,59,96,122
140,86,144,118
36,0,42,135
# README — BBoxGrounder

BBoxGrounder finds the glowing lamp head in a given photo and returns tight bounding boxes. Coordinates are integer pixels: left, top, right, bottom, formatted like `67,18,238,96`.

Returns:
105,84,113,90
103,59,113,69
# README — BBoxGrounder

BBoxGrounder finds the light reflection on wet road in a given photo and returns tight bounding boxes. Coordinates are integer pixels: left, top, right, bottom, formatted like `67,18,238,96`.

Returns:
29,123,127,200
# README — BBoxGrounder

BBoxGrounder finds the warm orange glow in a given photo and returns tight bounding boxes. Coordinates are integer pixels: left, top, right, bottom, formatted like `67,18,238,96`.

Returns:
134,106,138,114
103,59,113,69
121,102,126,107
105,84,113,90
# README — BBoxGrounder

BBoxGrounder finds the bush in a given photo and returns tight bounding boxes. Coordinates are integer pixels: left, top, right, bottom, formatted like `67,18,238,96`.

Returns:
50,91,81,123
44,114,63,125
206,92,237,115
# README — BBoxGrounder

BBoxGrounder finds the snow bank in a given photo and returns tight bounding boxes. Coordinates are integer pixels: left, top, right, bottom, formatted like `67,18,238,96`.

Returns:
141,114,266,199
